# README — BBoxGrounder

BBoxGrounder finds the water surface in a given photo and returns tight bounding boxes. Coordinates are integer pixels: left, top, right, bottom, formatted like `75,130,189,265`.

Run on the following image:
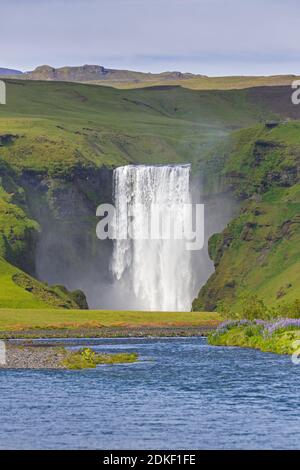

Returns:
0,337,299,449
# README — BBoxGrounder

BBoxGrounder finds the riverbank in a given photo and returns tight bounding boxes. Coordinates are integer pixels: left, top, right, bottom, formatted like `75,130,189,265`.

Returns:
0,309,221,339
0,344,138,369
208,319,300,355
0,325,216,339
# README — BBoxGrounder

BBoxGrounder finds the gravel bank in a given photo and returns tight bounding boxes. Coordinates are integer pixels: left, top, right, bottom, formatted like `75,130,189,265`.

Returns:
0,344,139,369
0,345,66,369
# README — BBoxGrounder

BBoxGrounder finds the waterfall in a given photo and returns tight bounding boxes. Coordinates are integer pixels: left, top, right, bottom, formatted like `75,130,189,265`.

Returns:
111,164,194,311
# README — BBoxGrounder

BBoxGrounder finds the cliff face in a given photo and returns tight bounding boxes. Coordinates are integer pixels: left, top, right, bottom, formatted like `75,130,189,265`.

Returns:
193,121,300,311
20,167,114,304
24,64,201,83
0,160,113,309
27,65,110,81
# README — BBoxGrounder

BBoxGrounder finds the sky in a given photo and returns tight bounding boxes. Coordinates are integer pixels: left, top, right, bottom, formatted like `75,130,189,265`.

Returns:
1,0,300,76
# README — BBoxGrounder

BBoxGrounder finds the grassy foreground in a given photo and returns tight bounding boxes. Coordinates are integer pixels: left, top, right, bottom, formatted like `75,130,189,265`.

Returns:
0,308,221,331
208,319,300,355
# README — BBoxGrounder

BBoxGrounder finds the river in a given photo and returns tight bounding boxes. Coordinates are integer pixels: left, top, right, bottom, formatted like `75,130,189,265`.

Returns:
0,337,299,449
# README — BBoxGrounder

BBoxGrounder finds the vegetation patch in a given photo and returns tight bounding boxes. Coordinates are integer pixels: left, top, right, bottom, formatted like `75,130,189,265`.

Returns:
12,273,87,309
193,122,300,311
1,344,138,369
61,347,138,370
208,319,300,355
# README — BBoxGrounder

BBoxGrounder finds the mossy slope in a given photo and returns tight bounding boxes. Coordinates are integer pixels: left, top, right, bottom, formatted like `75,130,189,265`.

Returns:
0,257,87,309
1,80,297,175
193,121,300,311
1,80,300,310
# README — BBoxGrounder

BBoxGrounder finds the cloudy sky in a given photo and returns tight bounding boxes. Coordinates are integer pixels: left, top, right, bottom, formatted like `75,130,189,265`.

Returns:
1,0,300,76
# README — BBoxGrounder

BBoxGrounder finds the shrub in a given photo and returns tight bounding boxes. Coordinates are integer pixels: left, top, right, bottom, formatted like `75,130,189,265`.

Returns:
218,294,272,320
275,299,300,319
216,299,238,320
238,294,272,320
61,348,138,370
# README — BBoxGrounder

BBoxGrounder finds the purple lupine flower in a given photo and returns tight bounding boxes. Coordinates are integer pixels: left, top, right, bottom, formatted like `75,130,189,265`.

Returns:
217,319,252,332
215,317,300,338
266,318,300,335
254,319,268,326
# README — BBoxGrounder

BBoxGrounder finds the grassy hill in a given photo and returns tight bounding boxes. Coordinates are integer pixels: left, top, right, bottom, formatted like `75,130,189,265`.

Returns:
4,64,300,91
92,74,300,91
0,80,297,175
0,257,88,309
193,121,300,311
1,79,300,311
17,64,199,84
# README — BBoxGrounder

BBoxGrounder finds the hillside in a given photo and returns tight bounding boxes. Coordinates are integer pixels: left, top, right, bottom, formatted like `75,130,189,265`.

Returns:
2,64,300,91
0,80,297,175
92,74,300,91
193,121,300,311
0,67,22,76
1,79,300,309
23,64,200,83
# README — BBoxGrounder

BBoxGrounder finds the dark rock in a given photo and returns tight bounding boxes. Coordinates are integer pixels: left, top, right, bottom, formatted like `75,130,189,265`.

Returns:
265,121,280,129
0,134,18,146
71,290,89,310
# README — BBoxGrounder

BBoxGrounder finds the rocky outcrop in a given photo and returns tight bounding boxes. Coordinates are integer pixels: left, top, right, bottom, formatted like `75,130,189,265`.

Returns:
25,64,202,83
0,134,19,146
12,273,88,309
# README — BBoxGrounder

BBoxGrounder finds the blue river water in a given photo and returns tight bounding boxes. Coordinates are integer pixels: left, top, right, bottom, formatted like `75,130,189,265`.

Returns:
0,336,299,449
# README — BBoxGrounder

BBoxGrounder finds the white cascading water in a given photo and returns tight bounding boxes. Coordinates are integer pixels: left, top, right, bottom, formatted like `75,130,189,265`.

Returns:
111,164,194,311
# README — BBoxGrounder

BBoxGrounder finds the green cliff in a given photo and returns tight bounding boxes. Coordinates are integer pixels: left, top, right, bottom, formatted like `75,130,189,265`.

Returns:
193,121,300,311
1,79,300,309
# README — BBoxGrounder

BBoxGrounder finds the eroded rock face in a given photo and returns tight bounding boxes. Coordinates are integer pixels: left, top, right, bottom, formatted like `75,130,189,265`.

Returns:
192,123,300,312
18,166,114,306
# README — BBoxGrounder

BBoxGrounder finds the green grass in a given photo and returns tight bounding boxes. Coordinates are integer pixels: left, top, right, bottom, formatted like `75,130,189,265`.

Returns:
208,323,300,355
61,348,138,369
8,67,300,90
193,121,300,311
0,258,50,309
0,182,39,270
0,79,285,174
87,75,300,91
0,258,86,309
0,308,221,330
